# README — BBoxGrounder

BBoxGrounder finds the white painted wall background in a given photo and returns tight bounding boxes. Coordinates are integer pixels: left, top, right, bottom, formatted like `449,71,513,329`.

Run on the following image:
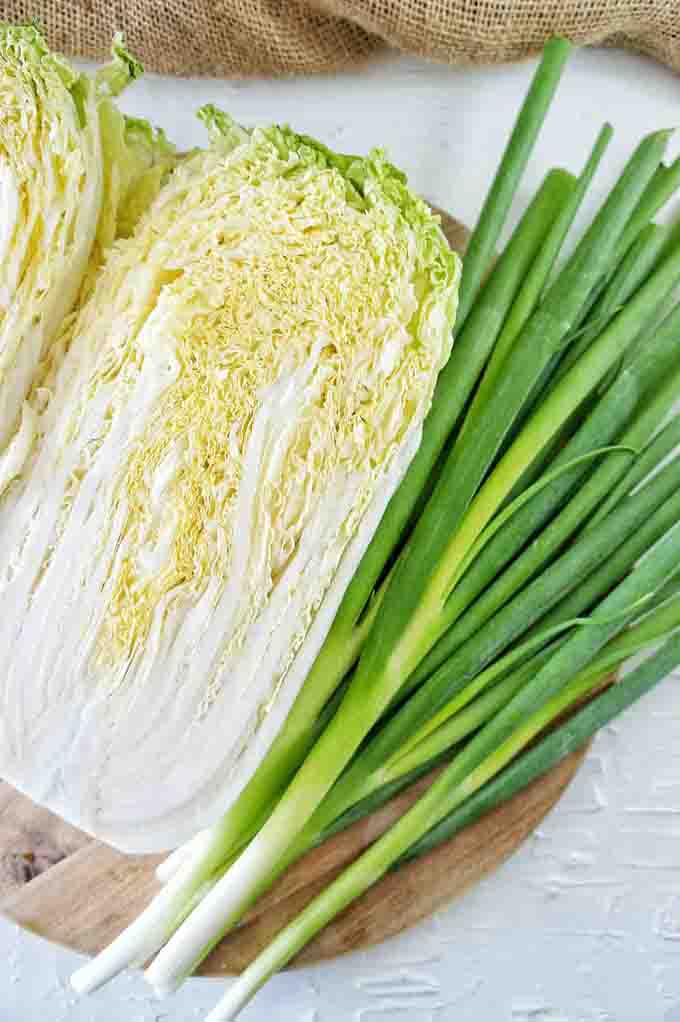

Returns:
1,44,679,1022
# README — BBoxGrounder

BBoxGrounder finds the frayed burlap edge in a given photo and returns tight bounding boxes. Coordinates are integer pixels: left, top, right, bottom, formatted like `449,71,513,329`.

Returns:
3,0,678,77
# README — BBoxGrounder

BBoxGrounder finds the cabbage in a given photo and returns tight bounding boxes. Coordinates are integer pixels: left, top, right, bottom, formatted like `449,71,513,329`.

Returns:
0,27,175,484
0,110,459,851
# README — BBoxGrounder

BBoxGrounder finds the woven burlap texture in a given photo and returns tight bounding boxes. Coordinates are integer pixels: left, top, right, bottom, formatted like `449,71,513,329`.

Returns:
3,0,678,77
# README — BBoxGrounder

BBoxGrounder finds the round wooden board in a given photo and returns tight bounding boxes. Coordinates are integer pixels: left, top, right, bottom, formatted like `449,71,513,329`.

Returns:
0,209,590,974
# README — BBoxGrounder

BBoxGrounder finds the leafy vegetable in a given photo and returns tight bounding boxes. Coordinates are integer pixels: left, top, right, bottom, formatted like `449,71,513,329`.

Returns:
0,26,174,487
0,112,460,854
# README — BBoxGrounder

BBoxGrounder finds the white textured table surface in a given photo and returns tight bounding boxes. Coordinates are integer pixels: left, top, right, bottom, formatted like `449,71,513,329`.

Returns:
3,45,680,1022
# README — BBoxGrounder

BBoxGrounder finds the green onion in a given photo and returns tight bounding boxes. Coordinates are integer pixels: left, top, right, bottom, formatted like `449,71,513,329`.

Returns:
495,126,613,350
454,38,572,332
570,157,680,333
410,301,680,688
404,385,635,691
385,131,672,651
296,456,680,835
614,157,680,261
400,625,680,866
242,587,680,930
251,564,680,914
209,608,680,1022
398,589,680,775
458,125,612,432
309,583,680,856
280,626,577,866
590,412,680,528
553,221,673,384
541,480,680,634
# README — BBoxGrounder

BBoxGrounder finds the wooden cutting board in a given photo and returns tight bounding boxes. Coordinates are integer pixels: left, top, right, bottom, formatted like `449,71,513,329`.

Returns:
0,209,590,974
0,749,587,973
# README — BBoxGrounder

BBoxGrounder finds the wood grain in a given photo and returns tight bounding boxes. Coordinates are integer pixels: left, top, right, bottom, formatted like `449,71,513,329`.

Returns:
0,747,587,972
0,208,589,973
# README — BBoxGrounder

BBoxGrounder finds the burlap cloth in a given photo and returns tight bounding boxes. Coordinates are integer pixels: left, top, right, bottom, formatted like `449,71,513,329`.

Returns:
3,0,678,78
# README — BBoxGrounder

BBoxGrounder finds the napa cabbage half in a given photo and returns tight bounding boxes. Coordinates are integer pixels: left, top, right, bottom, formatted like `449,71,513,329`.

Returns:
0,26,175,491
0,111,459,851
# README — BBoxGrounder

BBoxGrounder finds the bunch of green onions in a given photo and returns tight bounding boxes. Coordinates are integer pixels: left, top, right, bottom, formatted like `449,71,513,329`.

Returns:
72,38,680,1020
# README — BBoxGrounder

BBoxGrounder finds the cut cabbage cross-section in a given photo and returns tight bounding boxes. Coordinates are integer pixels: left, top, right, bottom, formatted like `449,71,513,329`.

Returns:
0,113,460,852
0,24,103,455
0,27,175,486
